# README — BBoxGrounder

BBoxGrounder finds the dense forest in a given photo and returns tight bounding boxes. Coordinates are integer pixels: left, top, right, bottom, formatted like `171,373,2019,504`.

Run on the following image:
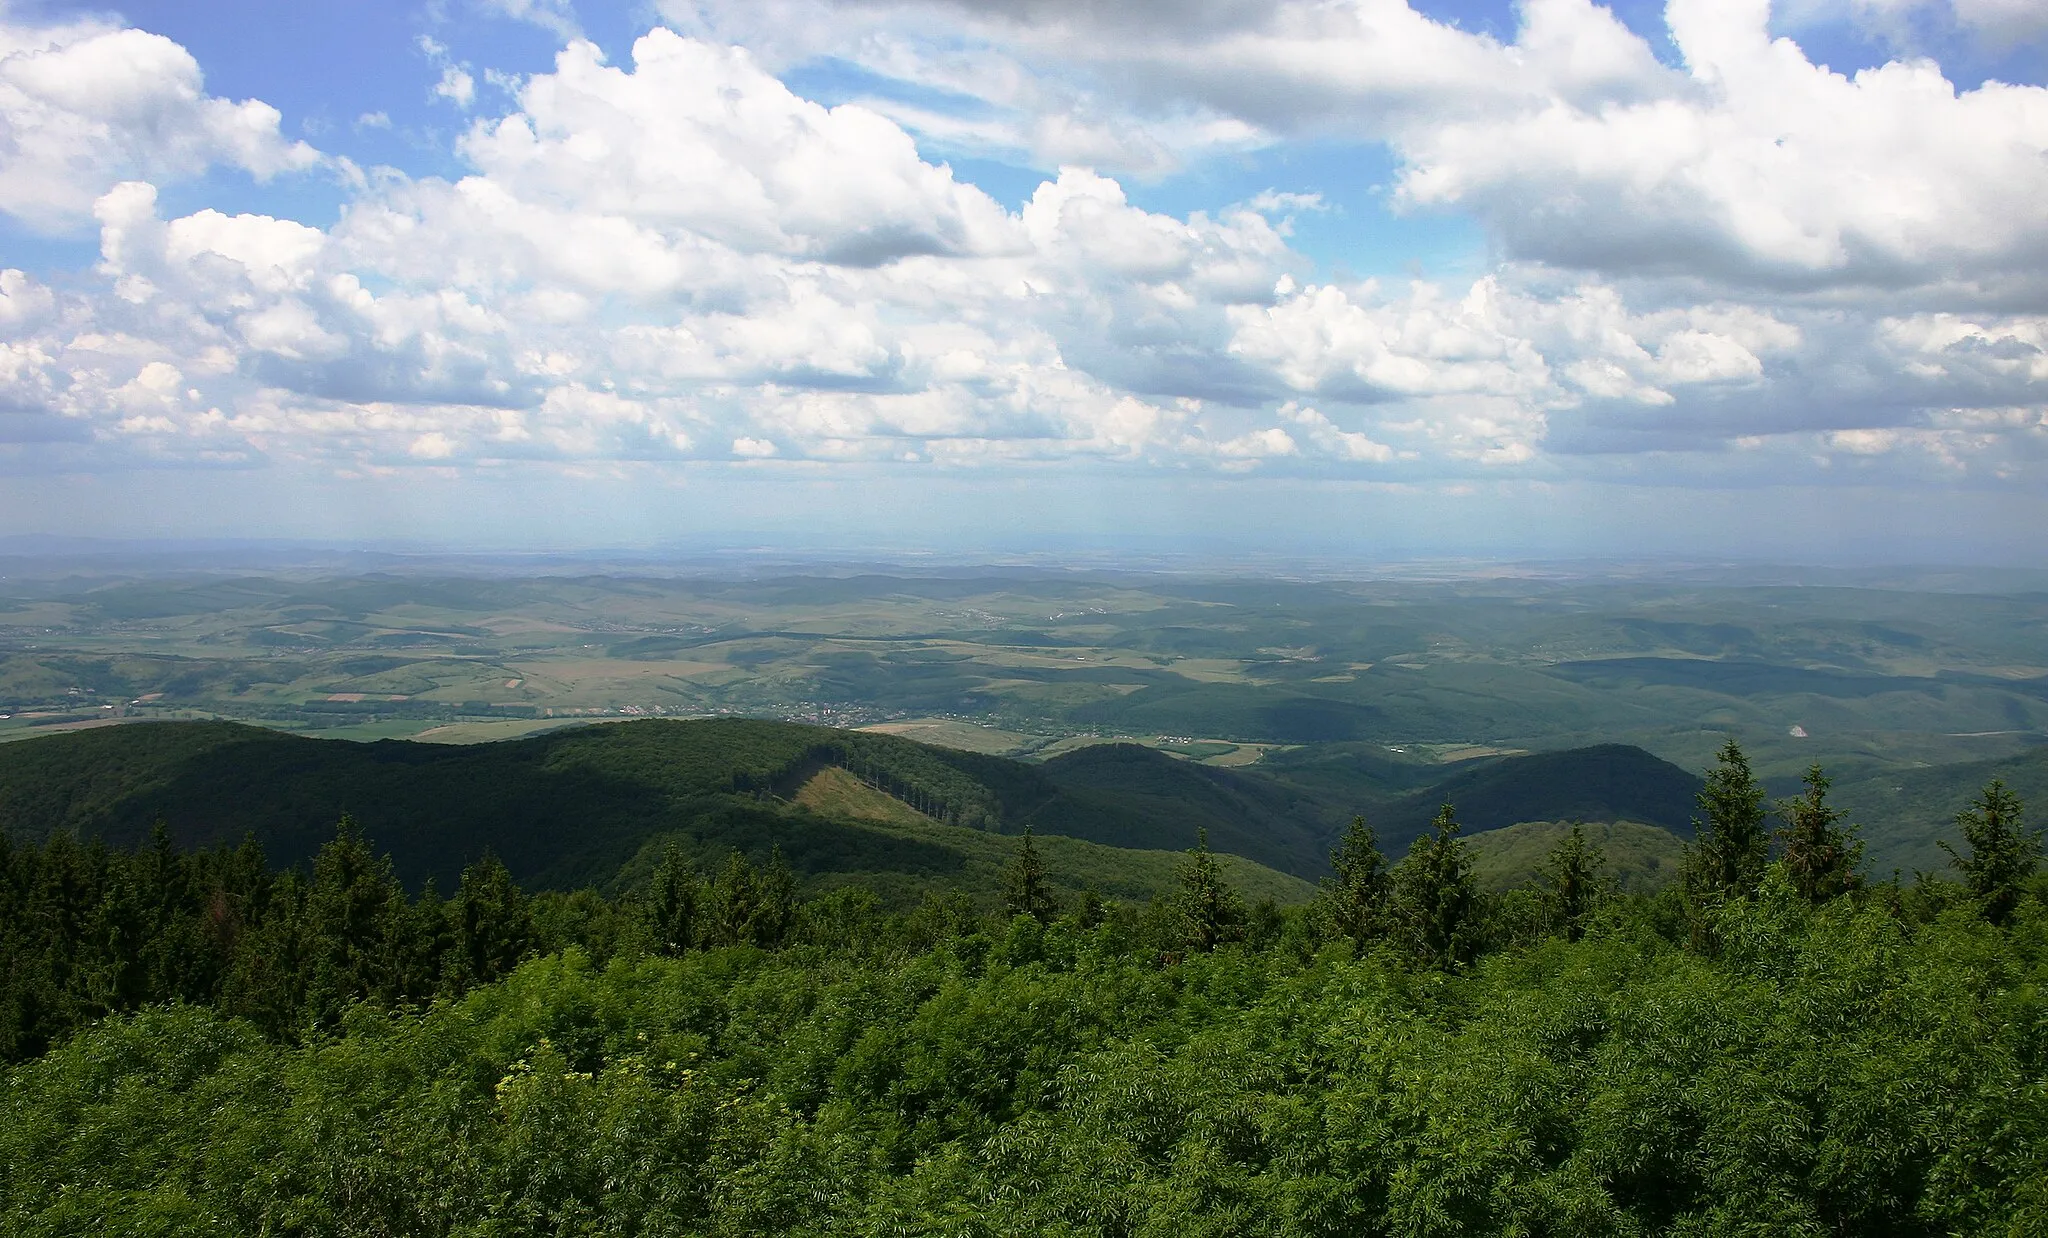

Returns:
0,718,1708,890
3,739,2044,1234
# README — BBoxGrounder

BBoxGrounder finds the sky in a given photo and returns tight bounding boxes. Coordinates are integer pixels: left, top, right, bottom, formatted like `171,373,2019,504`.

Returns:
0,0,2045,562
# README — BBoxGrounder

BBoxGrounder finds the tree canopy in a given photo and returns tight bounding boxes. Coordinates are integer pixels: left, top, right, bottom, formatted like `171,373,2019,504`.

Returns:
2,760,2044,1234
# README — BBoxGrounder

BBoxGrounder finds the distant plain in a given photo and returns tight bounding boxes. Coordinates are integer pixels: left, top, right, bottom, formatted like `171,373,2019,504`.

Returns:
2,562,2044,874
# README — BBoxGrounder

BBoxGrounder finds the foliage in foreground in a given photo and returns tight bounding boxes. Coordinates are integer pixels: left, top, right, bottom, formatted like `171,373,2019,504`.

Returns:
3,750,2045,1234
4,875,2046,1236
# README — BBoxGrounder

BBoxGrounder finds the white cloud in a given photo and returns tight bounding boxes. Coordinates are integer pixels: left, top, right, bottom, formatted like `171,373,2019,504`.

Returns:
0,15,319,231
667,0,2048,306
1830,0,2048,48
0,268,56,331
1,11,2041,493
1393,0,2048,298
460,34,1019,266
433,65,477,109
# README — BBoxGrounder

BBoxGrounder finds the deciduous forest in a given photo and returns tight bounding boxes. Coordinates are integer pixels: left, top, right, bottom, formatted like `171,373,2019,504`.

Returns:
3,740,2042,1235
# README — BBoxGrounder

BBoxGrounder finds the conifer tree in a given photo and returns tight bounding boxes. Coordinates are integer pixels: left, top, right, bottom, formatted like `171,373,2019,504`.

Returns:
1779,765,1863,904
641,843,698,956
398,877,453,999
1320,815,1392,946
1941,780,2038,925
704,851,762,948
301,815,405,1026
755,845,798,947
220,869,309,1037
1684,738,1771,903
1392,804,1480,969
1003,828,1056,924
1173,828,1246,953
453,853,530,989
15,831,92,1054
133,821,199,1003
1538,822,1608,942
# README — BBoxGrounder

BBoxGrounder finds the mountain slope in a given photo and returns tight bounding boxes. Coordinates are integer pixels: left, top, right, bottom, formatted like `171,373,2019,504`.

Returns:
1463,820,1689,893
1374,744,1703,842
0,719,1317,904
1021,743,1338,876
1831,744,2048,875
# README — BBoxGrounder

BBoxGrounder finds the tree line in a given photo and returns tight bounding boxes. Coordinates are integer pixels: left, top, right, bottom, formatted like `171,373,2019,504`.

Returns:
4,741,2038,1065
2,740,2045,1232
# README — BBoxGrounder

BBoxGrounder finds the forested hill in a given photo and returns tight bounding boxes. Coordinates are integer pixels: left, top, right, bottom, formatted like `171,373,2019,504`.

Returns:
0,720,1710,894
1834,744,2048,875
1376,744,1702,838
0,718,1322,908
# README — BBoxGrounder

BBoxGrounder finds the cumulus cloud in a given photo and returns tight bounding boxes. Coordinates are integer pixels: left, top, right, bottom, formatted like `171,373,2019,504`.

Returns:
1395,0,2048,299
459,34,1018,266
0,14,320,231
2,7,2043,491
674,0,2048,305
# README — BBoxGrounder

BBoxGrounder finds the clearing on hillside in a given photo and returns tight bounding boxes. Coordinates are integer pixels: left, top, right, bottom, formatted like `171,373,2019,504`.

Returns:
792,765,936,828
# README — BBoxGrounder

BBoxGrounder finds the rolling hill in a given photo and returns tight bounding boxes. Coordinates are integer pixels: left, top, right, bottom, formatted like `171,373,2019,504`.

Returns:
1831,744,2048,876
0,718,1317,908
1370,744,1703,839
0,714,2006,900
0,718,1738,890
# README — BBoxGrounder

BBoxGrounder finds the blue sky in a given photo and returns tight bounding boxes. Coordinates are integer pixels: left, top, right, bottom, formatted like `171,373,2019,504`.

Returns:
2,0,2046,560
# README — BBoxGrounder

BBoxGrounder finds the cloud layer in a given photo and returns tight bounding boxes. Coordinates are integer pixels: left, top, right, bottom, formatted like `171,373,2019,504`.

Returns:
0,1,2043,492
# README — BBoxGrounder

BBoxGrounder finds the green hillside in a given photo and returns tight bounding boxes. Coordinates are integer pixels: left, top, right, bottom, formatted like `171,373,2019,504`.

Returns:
1372,744,1702,839
1021,743,1339,875
4,715,2012,902
1464,820,1689,893
0,719,1314,906
1833,744,2048,876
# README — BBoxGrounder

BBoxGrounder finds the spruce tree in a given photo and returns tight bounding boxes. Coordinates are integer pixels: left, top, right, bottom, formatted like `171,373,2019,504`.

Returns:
1173,829,1246,953
704,851,762,948
1684,738,1770,903
1003,828,1056,924
1391,804,1480,969
1779,765,1862,904
641,843,698,956
453,853,531,989
221,869,310,1038
398,877,453,1000
1320,815,1392,946
1941,780,2038,926
1538,822,1607,942
301,815,405,1026
755,845,798,947
134,821,199,1004
82,851,148,1017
